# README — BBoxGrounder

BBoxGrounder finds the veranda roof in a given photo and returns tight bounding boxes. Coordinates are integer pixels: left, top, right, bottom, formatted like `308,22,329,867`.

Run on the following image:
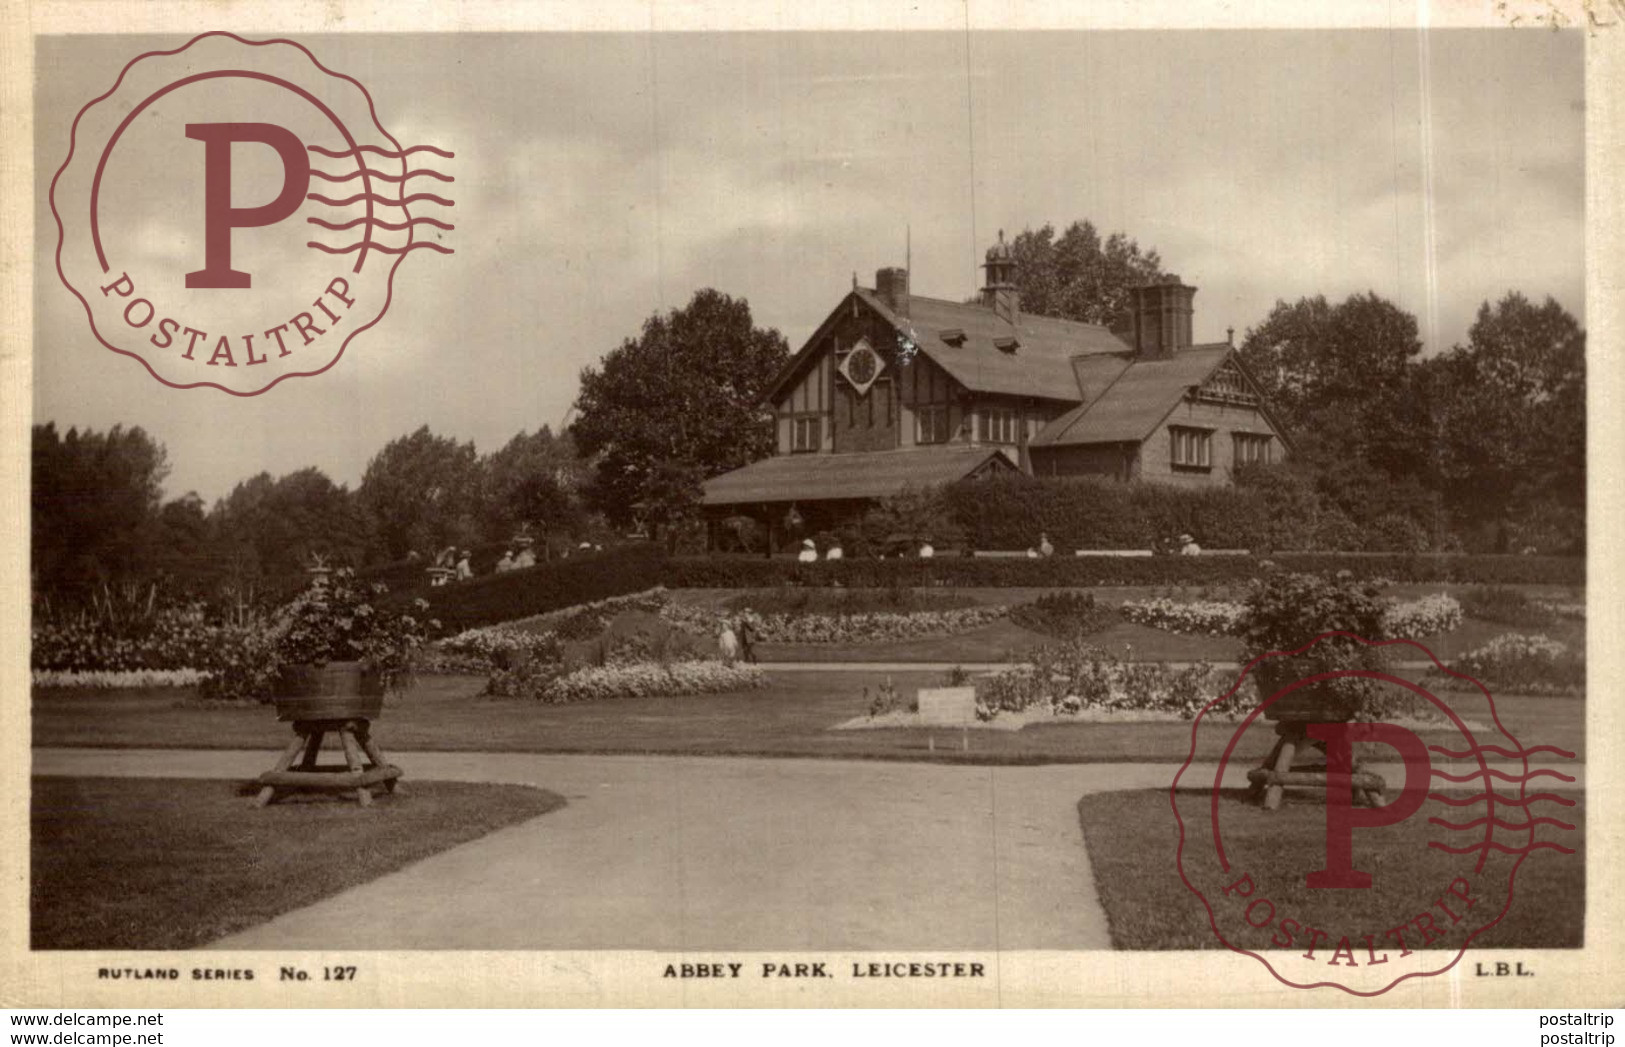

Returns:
701,444,1016,507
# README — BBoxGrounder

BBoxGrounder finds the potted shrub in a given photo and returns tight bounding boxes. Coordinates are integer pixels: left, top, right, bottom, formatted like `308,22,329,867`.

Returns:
1238,569,1398,808
1239,569,1393,720
272,568,435,722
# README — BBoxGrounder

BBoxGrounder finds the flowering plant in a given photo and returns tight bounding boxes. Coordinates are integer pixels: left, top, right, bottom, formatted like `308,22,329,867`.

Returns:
275,568,436,692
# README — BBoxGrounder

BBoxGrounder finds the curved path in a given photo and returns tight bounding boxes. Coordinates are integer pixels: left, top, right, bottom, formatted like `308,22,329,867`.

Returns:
31,749,1580,952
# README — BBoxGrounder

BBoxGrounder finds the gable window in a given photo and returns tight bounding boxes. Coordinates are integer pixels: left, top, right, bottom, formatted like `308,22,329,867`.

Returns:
1233,432,1272,466
981,407,1018,444
1170,426,1213,470
916,405,951,444
791,415,822,453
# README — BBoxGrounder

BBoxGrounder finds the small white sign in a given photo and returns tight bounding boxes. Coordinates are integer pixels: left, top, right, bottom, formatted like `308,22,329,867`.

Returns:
916,686,978,726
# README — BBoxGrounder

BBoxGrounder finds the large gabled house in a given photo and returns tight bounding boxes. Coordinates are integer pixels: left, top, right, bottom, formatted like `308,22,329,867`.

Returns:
701,234,1289,551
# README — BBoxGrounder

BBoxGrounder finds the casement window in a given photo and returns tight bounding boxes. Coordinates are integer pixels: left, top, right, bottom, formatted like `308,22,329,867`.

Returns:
1170,426,1213,470
1232,432,1272,466
916,404,951,444
791,415,822,453
981,407,1019,444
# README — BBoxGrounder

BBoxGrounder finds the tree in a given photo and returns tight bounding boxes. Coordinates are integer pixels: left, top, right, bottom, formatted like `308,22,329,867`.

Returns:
1002,221,1166,328
1424,293,1585,550
151,492,211,593
477,426,587,542
571,288,789,537
32,423,170,595
211,467,372,585
1238,292,1427,478
358,426,481,560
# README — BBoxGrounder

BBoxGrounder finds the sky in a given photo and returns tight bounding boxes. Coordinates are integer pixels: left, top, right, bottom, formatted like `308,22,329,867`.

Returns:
33,29,1586,504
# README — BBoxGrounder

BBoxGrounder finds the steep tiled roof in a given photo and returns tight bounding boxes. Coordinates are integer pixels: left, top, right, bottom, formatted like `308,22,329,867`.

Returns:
701,444,1015,506
857,289,1131,401
1032,345,1231,446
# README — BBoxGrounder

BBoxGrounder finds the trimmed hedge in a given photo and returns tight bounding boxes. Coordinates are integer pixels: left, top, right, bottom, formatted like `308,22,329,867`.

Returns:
947,474,1279,552
661,553,1582,588
414,544,667,633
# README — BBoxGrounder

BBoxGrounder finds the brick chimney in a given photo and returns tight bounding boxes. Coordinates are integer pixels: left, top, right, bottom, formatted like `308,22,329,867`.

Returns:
1131,274,1196,359
875,267,910,318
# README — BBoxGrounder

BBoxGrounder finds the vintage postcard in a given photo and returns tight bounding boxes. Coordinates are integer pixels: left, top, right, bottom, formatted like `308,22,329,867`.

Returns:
2,0,1620,1010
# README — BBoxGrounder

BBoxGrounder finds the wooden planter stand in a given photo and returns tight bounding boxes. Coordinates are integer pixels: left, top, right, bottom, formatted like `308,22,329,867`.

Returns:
255,718,402,808
1247,671,1385,811
256,662,401,807
1246,710,1386,810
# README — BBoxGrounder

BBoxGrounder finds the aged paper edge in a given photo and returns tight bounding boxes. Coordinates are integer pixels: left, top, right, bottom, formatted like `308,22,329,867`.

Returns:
0,0,1619,1010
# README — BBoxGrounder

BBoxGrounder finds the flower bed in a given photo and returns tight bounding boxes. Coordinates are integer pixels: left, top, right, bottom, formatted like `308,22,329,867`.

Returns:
539,660,767,703
1434,633,1585,696
32,606,240,673
973,640,1228,720
427,589,672,672
659,601,1006,645
1382,592,1463,638
1119,592,1462,640
32,668,211,689
437,625,564,661
1119,597,1244,637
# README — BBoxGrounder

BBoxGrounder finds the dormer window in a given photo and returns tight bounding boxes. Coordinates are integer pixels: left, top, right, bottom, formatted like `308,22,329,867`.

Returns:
940,328,966,346
994,336,1019,354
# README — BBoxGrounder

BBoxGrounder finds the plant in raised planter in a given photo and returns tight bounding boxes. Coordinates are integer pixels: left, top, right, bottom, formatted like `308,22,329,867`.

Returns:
1237,570,1407,809
272,568,437,720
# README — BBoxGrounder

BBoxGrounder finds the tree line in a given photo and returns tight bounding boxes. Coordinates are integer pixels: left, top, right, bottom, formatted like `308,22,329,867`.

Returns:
31,423,593,602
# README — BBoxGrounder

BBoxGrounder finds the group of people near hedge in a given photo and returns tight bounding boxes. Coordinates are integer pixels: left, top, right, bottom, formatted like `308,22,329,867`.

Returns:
493,545,538,573
426,546,474,586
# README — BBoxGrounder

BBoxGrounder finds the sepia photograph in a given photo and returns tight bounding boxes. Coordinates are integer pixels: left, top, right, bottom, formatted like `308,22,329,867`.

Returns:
7,6,1616,1012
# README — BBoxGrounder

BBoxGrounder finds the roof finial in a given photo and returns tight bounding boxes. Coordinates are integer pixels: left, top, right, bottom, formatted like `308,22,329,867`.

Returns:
852,271,858,290
998,228,1005,244
1226,326,1235,346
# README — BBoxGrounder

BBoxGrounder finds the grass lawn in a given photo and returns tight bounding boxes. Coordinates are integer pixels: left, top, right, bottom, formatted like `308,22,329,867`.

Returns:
32,671,1585,765
1078,788,1585,950
31,776,565,949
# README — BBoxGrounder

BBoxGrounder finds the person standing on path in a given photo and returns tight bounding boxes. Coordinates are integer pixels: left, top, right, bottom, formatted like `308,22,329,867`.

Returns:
736,616,757,664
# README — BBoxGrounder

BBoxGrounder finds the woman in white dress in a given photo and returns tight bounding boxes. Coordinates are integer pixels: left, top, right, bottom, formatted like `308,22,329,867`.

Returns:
718,618,740,664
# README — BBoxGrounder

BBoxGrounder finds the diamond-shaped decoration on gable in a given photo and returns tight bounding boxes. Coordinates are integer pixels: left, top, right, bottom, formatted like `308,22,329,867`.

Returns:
839,337,884,397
